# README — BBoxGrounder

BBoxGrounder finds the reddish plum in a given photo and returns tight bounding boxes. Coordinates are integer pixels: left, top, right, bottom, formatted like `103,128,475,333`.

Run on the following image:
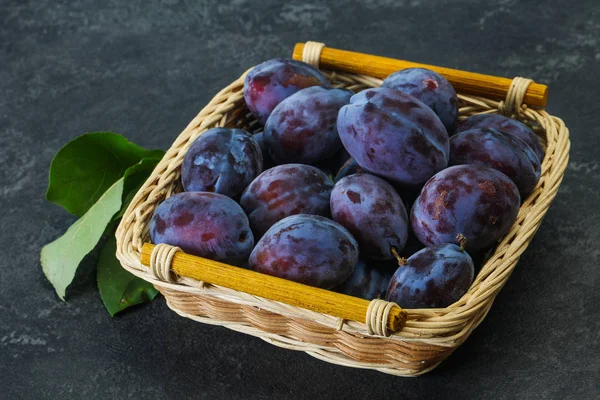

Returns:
244,58,331,125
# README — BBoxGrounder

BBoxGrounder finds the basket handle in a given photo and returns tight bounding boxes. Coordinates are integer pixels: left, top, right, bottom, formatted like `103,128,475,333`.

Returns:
293,41,548,108
141,243,407,335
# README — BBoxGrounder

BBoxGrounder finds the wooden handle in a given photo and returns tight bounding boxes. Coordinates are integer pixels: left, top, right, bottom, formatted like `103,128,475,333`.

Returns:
293,42,548,107
141,243,406,332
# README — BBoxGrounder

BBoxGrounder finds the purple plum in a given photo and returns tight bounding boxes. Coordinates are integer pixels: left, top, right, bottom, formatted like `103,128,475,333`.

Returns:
252,131,274,170
386,243,474,308
240,164,333,237
333,259,393,300
455,113,545,161
244,58,331,125
337,87,449,186
382,68,458,133
411,164,520,251
181,128,262,199
450,128,541,198
249,214,359,289
149,192,253,265
265,86,352,165
330,173,408,260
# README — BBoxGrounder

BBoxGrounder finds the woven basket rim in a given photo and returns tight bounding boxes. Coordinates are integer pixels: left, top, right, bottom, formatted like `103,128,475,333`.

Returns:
115,66,570,376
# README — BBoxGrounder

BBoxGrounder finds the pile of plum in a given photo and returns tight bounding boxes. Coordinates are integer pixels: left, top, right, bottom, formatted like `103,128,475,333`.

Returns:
150,58,543,309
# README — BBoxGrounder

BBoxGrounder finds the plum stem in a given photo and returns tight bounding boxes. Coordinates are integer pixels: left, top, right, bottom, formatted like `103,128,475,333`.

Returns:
391,247,408,266
456,233,467,252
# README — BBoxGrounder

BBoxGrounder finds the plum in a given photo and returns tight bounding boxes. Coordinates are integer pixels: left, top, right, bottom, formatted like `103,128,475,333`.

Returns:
249,214,358,289
337,87,449,186
334,158,364,182
317,147,352,177
240,164,333,237
411,164,520,251
265,86,352,165
398,230,426,259
386,243,474,308
382,68,458,133
333,259,393,300
244,58,331,125
149,192,253,265
252,131,274,170
181,128,262,199
450,128,541,198
455,113,545,161
330,173,408,260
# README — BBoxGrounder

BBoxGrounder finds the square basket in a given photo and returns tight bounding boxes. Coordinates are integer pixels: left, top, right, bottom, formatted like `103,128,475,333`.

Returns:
115,42,570,376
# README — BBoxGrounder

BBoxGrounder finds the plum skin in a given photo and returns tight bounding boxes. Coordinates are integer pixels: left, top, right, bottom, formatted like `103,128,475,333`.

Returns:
249,214,359,289
149,192,254,265
239,164,333,237
265,86,352,165
449,127,541,198
386,243,474,308
181,128,262,199
382,68,458,134
411,164,520,251
244,58,331,125
455,113,545,161
330,173,408,260
333,259,393,300
337,87,449,186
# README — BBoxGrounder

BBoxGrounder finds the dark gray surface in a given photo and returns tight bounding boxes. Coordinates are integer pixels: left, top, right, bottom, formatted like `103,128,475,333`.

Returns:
1,0,599,398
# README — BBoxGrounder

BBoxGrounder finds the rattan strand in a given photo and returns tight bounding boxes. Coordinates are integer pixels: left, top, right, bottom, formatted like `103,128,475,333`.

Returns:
115,52,570,376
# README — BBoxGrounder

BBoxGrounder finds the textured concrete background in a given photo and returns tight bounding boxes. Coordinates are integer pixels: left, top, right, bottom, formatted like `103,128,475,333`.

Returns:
1,0,599,398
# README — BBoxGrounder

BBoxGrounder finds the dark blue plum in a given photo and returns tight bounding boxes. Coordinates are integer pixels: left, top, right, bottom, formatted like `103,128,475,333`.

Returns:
411,164,520,251
382,68,458,133
244,58,331,125
252,131,274,170
333,259,393,300
249,214,359,289
337,87,449,186
455,113,545,161
265,86,352,165
317,146,352,177
181,128,262,199
450,128,541,198
150,192,253,265
334,158,365,182
330,173,409,260
334,160,422,211
240,164,333,237
398,230,426,259
386,243,474,308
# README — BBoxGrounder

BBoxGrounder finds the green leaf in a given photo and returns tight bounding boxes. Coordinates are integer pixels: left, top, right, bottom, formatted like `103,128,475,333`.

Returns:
97,235,159,317
113,156,163,221
41,178,124,300
46,132,163,217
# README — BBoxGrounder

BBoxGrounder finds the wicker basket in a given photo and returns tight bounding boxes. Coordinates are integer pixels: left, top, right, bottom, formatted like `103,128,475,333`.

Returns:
115,43,570,376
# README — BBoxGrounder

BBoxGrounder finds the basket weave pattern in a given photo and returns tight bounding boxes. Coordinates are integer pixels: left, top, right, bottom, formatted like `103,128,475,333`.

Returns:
116,61,570,376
